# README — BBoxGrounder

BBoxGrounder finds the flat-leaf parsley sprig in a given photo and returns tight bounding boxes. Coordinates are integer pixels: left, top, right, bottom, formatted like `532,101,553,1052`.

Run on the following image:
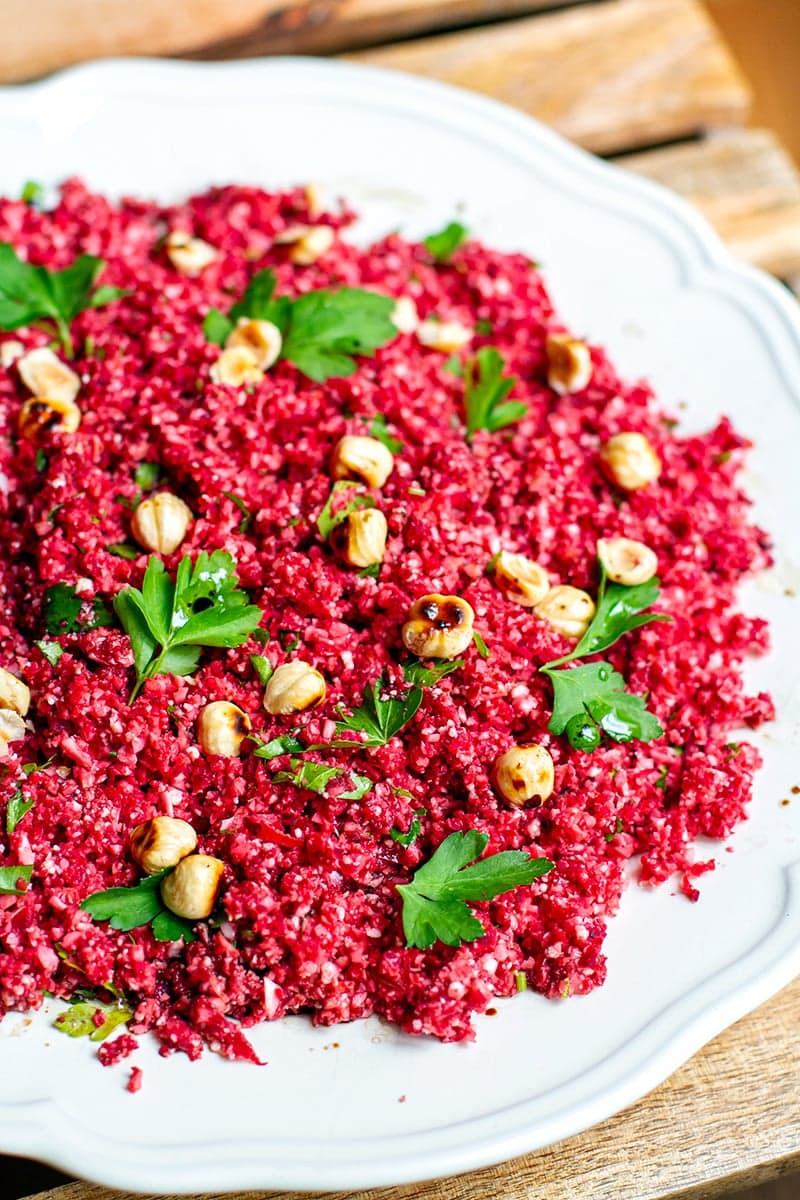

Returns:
463,347,527,440
398,830,553,949
80,869,196,943
541,565,669,750
203,268,398,382
0,244,125,356
114,550,263,701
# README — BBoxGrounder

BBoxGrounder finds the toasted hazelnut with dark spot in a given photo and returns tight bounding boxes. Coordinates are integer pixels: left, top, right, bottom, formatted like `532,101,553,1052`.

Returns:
401,594,475,659
264,661,327,715
494,551,550,607
534,586,596,640
599,432,661,491
197,701,252,757
18,347,81,404
18,397,81,443
597,537,658,586
545,333,592,395
493,744,555,807
130,816,198,875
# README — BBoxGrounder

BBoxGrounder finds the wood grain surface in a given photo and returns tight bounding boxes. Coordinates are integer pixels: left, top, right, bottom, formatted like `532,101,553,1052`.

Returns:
0,0,562,83
620,127,800,274
350,0,751,155
18,978,800,1200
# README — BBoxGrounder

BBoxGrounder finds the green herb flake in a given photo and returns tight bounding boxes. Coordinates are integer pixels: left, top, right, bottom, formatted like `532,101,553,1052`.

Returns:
134,461,161,491
44,584,114,636
390,808,426,847
368,412,404,454
0,244,126,356
222,490,252,533
604,816,624,844
252,733,305,760
5,788,34,834
80,869,196,942
107,542,140,560
316,480,375,540
654,764,669,791
340,772,373,801
442,354,464,378
274,758,342,795
474,319,493,335
34,639,63,666
472,631,491,659
250,653,273,687
114,550,263,702
485,551,501,574
725,742,742,758
408,485,426,497
203,308,234,346
53,999,131,1043
514,970,528,992
423,221,469,263
357,562,381,579
0,864,33,895
402,658,463,688
22,755,55,776
397,830,553,949
35,448,48,472
20,180,45,207
463,347,526,440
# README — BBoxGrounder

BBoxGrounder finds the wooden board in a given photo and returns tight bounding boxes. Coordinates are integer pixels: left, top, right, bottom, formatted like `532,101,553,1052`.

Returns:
350,0,752,155
620,127,800,275
19,978,800,1200
0,1,563,83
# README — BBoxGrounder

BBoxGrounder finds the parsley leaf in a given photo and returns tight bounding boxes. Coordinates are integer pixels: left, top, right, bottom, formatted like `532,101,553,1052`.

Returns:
463,347,526,439
44,584,113,636
542,663,663,744
340,771,372,801
204,269,397,382
274,758,342,795
53,999,131,1042
80,869,196,942
134,461,161,491
114,551,263,702
107,542,139,560
398,830,553,949
548,574,669,667
334,676,423,748
0,864,33,894
368,413,404,454
21,180,45,207
472,631,491,658
0,244,125,356
252,733,304,760
34,639,63,666
5,788,34,834
316,480,375,539
390,808,426,846
250,653,274,686
423,221,468,263
402,658,463,687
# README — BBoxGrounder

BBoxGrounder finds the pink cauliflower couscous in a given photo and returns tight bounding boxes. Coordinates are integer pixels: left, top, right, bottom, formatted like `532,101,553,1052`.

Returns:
0,180,773,1063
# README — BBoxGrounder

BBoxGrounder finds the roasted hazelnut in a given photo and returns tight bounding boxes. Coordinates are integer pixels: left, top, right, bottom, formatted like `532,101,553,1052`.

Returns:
493,744,555,807
210,346,264,387
330,435,394,490
130,816,198,875
599,432,661,491
17,347,80,404
0,709,26,756
417,319,473,353
131,491,193,556
225,318,282,371
197,701,252,757
401,594,475,660
597,537,658,586
545,333,592,395
535,586,596,640
18,397,81,443
0,667,30,717
160,854,224,920
330,508,388,568
494,551,550,608
264,661,327,715
288,225,335,265
165,231,218,275
0,340,24,369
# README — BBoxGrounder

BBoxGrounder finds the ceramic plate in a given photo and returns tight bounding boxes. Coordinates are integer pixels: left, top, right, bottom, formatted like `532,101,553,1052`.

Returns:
0,57,799,1194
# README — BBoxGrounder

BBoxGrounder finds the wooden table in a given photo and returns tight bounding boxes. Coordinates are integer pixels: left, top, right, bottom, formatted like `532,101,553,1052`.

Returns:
2,3,799,1199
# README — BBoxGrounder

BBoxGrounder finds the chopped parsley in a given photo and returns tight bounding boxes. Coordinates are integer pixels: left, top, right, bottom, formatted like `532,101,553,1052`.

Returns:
134,461,161,491
53,997,131,1042
43,584,114,636
114,550,263,702
463,347,526,439
80,869,196,942
0,864,33,895
203,268,397,382
34,639,63,666
397,830,553,949
340,772,373,801
472,631,491,658
249,653,274,687
5,788,34,834
390,808,426,847
107,542,140,560
334,676,423,748
222,490,252,533
20,180,45,207
252,733,305,760
402,658,463,687
604,817,624,843
0,243,125,356
423,221,468,263
274,758,342,795
368,412,404,454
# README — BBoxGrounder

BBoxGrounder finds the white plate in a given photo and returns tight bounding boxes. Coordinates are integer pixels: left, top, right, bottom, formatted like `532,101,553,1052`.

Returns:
1,57,799,1194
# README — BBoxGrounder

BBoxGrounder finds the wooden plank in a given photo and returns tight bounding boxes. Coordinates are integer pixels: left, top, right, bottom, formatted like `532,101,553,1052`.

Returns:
19,977,800,1200
619,127,800,276
350,0,752,155
0,1,565,84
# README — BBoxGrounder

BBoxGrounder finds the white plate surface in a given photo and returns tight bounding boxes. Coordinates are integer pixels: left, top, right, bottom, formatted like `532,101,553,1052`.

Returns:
0,57,799,1194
